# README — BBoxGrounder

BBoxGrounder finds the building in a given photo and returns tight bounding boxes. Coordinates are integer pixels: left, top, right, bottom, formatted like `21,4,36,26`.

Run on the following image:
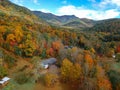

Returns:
112,54,116,58
40,58,57,69
0,77,10,86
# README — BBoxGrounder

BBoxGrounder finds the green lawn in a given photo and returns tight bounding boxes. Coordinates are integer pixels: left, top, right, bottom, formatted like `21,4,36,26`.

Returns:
112,62,120,72
2,79,35,90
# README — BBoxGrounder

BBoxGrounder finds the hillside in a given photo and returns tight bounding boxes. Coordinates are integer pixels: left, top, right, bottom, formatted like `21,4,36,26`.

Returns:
86,18,120,42
0,0,55,58
88,18,120,33
0,0,51,32
0,0,46,24
33,11,96,29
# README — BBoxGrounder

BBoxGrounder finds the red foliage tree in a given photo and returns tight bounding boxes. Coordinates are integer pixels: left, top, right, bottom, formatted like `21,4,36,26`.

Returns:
116,45,120,53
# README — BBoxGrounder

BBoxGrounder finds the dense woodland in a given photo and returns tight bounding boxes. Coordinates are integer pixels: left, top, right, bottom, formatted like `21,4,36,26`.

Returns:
0,0,120,90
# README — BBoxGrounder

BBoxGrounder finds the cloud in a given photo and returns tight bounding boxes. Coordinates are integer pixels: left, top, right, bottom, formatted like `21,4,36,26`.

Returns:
57,5,120,20
29,8,50,13
111,0,120,6
98,0,120,8
40,9,51,13
109,0,120,6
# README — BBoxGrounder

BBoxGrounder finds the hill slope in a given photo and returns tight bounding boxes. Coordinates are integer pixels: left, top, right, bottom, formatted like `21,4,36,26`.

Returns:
0,0,50,27
0,0,54,57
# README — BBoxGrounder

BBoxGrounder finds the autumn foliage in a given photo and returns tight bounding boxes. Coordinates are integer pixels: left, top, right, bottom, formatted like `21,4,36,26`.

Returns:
116,45,120,53
84,51,94,70
60,58,83,87
44,73,58,87
96,65,112,90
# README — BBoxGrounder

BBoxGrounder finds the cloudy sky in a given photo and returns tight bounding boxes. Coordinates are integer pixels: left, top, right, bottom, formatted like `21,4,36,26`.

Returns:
10,0,120,20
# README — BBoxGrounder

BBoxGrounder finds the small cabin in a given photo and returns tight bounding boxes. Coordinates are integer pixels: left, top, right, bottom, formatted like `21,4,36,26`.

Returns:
0,77,10,86
40,58,57,69
112,54,116,58
64,46,73,49
40,64,49,69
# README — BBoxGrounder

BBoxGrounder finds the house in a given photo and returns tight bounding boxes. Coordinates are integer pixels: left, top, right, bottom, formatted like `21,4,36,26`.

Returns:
40,63,49,69
64,45,73,49
112,54,116,58
40,58,57,69
0,77,10,86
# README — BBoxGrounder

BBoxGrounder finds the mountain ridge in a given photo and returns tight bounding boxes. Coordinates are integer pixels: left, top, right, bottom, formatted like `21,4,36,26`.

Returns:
33,11,96,29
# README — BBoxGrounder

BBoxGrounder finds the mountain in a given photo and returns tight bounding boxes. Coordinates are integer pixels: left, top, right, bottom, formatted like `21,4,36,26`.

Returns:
33,11,96,29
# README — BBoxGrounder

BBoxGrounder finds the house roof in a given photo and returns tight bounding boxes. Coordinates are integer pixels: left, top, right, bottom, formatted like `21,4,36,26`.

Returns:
0,81,4,84
44,64,49,69
0,77,10,84
2,77,10,81
41,58,57,65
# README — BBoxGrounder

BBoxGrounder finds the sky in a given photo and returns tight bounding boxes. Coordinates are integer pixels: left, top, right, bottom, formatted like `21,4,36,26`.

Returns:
9,0,120,20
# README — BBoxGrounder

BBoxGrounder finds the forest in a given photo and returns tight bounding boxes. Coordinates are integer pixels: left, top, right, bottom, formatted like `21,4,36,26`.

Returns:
0,0,120,90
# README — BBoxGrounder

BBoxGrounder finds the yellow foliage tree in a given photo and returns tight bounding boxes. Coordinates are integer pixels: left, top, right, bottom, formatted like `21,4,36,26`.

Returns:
61,59,83,86
90,48,96,54
70,63,83,83
44,73,58,87
23,39,36,57
21,34,36,57
14,26,23,43
6,34,15,43
60,58,73,82
0,26,6,34
71,32,77,39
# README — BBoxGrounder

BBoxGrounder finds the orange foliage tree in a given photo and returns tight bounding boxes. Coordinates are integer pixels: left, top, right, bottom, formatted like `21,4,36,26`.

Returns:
84,51,94,70
52,41,60,51
96,65,112,90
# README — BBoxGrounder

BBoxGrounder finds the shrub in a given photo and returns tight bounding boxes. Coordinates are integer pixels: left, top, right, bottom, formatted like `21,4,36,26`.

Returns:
0,66,8,78
4,55,17,68
107,70,120,90
15,72,31,84
116,53,120,62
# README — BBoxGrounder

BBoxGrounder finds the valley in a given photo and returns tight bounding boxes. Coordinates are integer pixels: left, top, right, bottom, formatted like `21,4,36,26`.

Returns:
0,0,120,90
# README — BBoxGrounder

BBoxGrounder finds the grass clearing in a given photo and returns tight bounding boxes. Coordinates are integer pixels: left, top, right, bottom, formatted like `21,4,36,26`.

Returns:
2,79,35,90
112,62,120,72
